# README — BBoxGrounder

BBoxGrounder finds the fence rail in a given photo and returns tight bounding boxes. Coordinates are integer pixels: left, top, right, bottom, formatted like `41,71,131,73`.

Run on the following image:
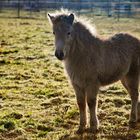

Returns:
0,1,140,19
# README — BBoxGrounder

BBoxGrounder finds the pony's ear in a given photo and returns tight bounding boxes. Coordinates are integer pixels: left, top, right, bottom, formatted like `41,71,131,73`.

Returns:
48,13,55,23
68,13,74,25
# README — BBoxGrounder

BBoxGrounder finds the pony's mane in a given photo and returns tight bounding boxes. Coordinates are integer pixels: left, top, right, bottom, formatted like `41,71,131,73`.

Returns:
48,9,97,36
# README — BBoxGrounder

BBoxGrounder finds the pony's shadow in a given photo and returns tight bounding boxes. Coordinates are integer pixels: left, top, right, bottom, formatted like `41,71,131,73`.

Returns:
60,133,98,140
60,126,140,140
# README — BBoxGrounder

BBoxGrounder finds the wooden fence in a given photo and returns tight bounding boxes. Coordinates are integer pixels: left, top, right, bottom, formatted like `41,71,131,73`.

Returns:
0,1,140,20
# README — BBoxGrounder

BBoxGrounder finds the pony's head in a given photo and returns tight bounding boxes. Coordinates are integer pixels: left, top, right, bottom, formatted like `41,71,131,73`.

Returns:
48,12,74,60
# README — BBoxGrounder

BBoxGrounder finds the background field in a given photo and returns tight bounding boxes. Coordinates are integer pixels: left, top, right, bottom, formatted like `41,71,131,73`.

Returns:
0,15,140,140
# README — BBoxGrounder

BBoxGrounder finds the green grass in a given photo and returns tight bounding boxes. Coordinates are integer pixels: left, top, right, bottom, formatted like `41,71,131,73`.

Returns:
0,15,140,140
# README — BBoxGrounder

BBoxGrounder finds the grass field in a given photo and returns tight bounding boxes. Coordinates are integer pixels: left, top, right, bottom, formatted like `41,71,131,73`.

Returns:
0,15,140,140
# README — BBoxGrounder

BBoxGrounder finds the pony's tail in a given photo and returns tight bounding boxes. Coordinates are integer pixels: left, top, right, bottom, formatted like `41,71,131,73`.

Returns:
139,42,140,77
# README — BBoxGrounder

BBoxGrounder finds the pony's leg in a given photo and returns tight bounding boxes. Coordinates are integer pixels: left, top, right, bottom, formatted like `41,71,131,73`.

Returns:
86,84,99,133
72,83,87,134
121,74,139,127
121,78,129,90
138,99,140,122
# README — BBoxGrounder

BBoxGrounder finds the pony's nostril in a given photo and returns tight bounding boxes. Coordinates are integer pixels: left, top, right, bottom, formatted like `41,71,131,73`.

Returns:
55,51,58,58
60,52,64,58
55,51,64,60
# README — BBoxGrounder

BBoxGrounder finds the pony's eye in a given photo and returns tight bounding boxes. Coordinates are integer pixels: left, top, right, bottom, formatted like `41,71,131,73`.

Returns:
67,32,71,36
53,31,55,35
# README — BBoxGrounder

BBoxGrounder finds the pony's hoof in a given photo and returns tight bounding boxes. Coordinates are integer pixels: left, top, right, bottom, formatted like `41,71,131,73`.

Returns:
129,121,137,128
86,127,98,134
75,127,86,135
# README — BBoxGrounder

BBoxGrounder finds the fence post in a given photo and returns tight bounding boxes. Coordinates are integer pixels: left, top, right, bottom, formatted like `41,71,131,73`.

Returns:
44,1,47,19
0,1,2,12
17,0,20,18
107,0,112,17
117,0,120,21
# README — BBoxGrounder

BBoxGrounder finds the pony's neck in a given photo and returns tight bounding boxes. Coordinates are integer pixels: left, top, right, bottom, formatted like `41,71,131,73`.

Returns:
69,22,101,56
65,22,102,64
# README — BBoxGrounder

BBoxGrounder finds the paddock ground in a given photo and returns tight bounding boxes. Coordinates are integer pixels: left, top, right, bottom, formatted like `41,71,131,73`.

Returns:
0,16,140,140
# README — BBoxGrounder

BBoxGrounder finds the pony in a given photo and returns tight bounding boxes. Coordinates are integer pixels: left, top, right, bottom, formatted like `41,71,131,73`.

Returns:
48,10,140,134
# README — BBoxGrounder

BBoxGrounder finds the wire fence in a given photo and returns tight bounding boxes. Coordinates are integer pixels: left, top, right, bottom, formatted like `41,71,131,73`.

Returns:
0,0,140,20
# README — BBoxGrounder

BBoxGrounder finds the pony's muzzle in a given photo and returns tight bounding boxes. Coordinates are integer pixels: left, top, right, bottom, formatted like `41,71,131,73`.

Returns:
55,50,64,60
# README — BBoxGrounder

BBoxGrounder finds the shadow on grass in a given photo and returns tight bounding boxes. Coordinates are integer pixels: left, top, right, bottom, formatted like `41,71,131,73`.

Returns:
60,126,140,140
